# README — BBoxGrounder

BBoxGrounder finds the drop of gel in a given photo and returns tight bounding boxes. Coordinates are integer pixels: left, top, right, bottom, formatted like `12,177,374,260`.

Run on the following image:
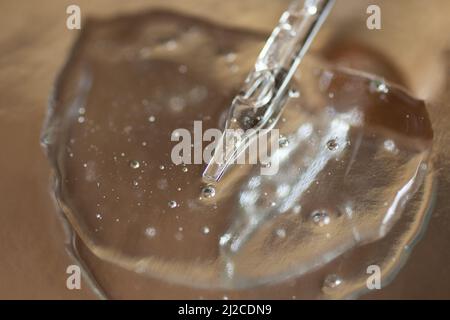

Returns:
42,10,434,300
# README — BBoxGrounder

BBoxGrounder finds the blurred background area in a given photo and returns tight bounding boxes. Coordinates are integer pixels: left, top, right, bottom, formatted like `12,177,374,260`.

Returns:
0,0,449,299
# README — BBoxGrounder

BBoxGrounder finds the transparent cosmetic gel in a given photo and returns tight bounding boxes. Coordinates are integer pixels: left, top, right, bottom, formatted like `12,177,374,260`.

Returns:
42,10,434,299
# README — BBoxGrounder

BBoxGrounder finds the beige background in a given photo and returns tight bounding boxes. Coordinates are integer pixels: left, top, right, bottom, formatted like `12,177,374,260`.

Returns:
0,0,449,299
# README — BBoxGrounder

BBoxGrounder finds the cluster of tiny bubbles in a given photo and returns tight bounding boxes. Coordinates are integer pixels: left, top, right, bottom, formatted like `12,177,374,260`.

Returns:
129,160,140,169
201,184,216,199
182,166,188,173
311,210,331,227
168,200,178,208
326,139,338,151
322,274,343,292
370,79,389,94
279,135,289,148
77,107,86,123
240,115,254,129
